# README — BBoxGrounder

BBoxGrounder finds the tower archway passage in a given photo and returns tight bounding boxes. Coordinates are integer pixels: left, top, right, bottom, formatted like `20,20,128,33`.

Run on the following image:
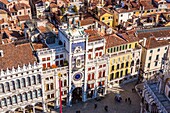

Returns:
72,87,82,104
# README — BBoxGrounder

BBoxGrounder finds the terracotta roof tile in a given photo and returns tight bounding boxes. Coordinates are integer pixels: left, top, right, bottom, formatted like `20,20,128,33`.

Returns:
104,34,127,48
17,15,31,21
137,29,170,39
84,29,103,42
143,37,169,49
0,43,36,70
0,0,9,5
80,18,95,26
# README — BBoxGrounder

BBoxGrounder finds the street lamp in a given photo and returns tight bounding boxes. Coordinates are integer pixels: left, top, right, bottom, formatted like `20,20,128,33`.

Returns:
58,73,62,113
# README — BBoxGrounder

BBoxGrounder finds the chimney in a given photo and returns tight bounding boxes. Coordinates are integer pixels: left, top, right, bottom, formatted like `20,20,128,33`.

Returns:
143,37,147,47
97,7,101,17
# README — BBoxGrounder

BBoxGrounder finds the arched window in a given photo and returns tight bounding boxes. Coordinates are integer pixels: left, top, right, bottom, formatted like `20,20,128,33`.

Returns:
33,90,37,98
1,98,7,106
16,79,20,88
117,64,120,69
103,71,105,77
126,62,129,67
7,97,12,105
98,71,102,78
17,94,22,102
121,63,124,68
27,77,31,86
32,76,36,85
125,69,128,75
21,78,26,87
23,93,27,101
12,95,17,104
64,80,67,86
11,81,15,90
131,60,134,66
38,89,42,97
37,74,41,83
0,83,4,93
5,82,10,91
28,91,32,99
136,59,140,65
116,72,119,78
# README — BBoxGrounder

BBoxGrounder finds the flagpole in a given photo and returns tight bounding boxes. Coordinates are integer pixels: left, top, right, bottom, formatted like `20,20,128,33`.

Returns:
58,73,62,113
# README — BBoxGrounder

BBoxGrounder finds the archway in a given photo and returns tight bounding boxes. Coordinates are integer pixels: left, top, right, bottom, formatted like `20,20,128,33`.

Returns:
5,110,14,113
34,102,43,113
72,87,82,104
151,103,158,113
25,105,33,113
15,107,24,113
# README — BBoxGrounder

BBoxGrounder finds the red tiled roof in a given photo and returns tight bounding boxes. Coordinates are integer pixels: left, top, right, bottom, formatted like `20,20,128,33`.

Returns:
142,37,169,49
17,15,30,21
0,43,36,70
0,0,9,5
85,29,103,42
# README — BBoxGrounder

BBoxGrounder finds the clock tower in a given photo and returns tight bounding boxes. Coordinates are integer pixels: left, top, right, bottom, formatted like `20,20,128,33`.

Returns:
58,20,88,105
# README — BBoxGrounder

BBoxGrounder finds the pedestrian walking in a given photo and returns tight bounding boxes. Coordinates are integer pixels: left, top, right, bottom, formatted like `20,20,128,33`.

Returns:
125,98,127,102
94,103,97,109
76,110,80,113
128,97,130,102
104,106,108,112
129,100,132,105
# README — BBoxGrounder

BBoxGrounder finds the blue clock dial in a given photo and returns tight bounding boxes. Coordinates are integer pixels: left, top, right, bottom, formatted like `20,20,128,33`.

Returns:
73,73,82,81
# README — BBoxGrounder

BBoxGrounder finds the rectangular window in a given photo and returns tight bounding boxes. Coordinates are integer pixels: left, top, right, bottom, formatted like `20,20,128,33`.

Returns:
43,64,46,68
60,54,63,58
88,54,91,59
149,56,151,60
114,47,116,52
99,52,102,56
47,57,50,61
56,55,59,59
60,60,63,65
92,73,94,79
95,52,98,57
156,55,159,60
112,65,114,71
157,48,160,52
110,73,114,80
91,84,94,88
155,62,158,66
88,74,91,80
88,68,91,71
148,63,150,68
92,67,95,70
47,63,50,67
99,65,102,68
56,61,59,66
42,58,46,61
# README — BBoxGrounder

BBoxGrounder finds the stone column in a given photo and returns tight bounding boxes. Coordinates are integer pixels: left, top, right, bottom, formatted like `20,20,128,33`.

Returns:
23,108,25,113
32,106,35,113
83,36,88,102
54,74,59,109
67,40,72,106
41,74,47,112
94,61,98,98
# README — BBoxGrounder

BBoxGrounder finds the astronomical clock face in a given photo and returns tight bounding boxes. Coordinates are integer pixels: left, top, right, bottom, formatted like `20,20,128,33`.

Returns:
73,73,83,81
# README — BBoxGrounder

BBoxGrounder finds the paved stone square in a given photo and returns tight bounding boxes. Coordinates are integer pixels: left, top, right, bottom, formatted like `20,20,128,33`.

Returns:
55,81,141,113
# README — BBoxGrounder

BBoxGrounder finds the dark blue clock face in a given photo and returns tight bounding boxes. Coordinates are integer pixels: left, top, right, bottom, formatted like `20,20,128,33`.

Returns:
73,73,82,81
